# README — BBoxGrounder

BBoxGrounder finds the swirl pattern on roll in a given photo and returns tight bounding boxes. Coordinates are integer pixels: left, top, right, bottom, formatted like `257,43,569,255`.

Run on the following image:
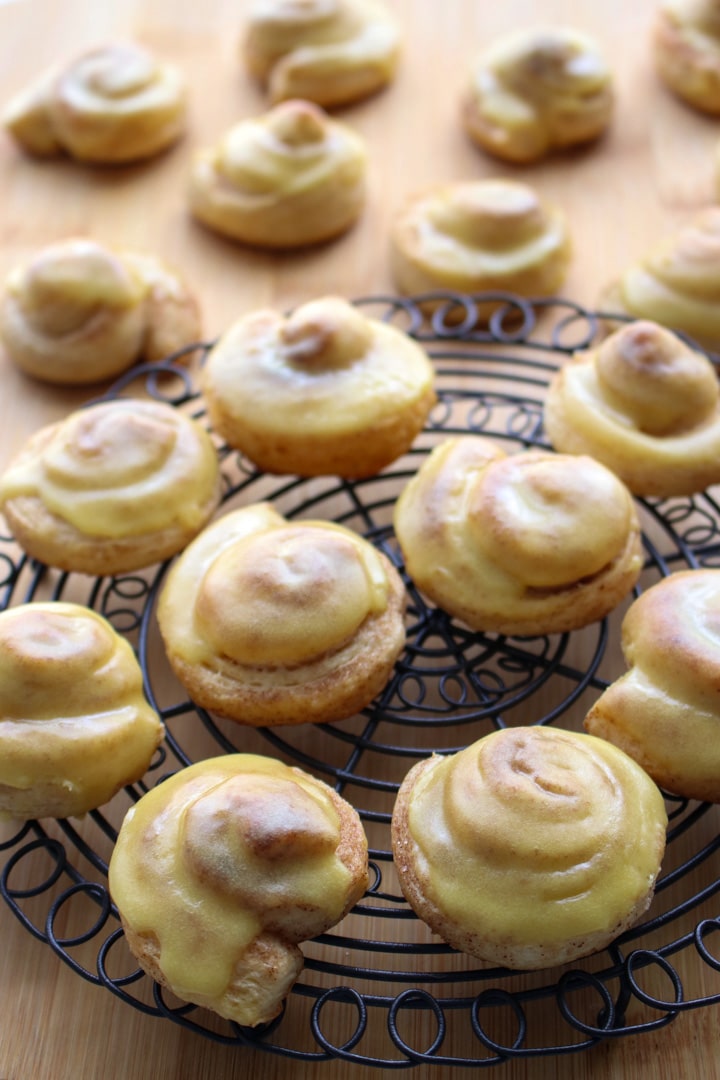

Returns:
544,319,720,496
601,207,720,349
391,726,667,969
189,100,367,248
585,569,720,803
0,399,221,574
393,435,642,636
0,238,202,385
109,753,368,1026
242,0,401,107
0,602,163,820
390,179,571,322
462,26,614,164
654,0,720,113
201,295,436,477
157,503,407,725
3,41,187,163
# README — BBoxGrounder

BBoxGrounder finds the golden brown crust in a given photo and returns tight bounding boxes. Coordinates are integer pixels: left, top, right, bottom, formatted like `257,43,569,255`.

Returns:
201,296,436,478
585,569,720,802
389,179,571,322
0,238,202,385
461,26,613,164
157,503,407,726
109,754,369,1026
242,0,401,107
189,100,367,249
393,435,643,637
544,319,720,496
0,602,163,820
600,206,720,349
0,399,222,575
391,727,667,970
3,41,187,163
654,0,720,113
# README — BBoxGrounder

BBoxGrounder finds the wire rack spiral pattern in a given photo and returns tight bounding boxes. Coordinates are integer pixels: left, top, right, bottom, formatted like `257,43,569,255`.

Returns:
2,292,720,1067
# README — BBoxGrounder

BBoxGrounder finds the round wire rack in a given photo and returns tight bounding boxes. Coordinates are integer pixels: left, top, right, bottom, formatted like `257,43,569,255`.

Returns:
2,291,720,1068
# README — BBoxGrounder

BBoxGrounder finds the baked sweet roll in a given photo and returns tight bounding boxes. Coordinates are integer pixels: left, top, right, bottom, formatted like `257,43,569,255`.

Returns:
585,569,720,803
601,207,720,349
391,726,667,969
462,26,613,164
393,435,642,636
0,238,202,385
544,320,720,496
0,602,163,820
3,41,187,163
0,399,221,575
390,179,571,323
189,100,366,248
109,754,368,1026
242,0,401,107
157,503,406,725
654,0,720,113
201,296,436,478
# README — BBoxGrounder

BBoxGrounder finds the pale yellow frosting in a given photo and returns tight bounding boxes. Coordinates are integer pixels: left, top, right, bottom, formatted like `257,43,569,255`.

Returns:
159,502,390,671
3,41,187,162
0,602,163,816
463,26,613,162
390,179,571,306
189,100,366,247
0,399,220,540
242,0,401,106
108,753,365,1010
393,435,642,634
544,320,720,495
401,727,667,953
585,569,720,802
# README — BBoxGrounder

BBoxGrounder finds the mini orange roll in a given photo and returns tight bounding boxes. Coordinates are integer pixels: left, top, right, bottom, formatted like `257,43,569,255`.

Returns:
0,602,163,820
392,726,667,969
157,503,407,726
109,753,368,1026
393,435,642,637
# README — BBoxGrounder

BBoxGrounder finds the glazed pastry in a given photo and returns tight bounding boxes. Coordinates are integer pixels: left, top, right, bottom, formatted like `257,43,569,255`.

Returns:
462,26,613,164
585,569,720,803
3,41,187,163
601,207,720,350
242,0,401,107
391,726,667,970
189,100,367,248
0,399,221,576
654,0,720,113
0,602,163,820
544,320,720,497
0,238,202,385
157,503,407,726
390,179,571,323
393,435,642,637
201,296,436,478
109,754,368,1026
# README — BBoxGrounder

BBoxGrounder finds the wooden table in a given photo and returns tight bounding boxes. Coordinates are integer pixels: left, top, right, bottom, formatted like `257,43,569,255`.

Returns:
1,1,719,1077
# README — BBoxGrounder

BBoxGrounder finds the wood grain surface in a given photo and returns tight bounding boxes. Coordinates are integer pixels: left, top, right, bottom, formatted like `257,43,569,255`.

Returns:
0,1,719,1078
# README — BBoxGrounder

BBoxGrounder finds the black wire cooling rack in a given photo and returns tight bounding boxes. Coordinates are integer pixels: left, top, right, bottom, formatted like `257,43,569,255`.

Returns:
2,291,720,1068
